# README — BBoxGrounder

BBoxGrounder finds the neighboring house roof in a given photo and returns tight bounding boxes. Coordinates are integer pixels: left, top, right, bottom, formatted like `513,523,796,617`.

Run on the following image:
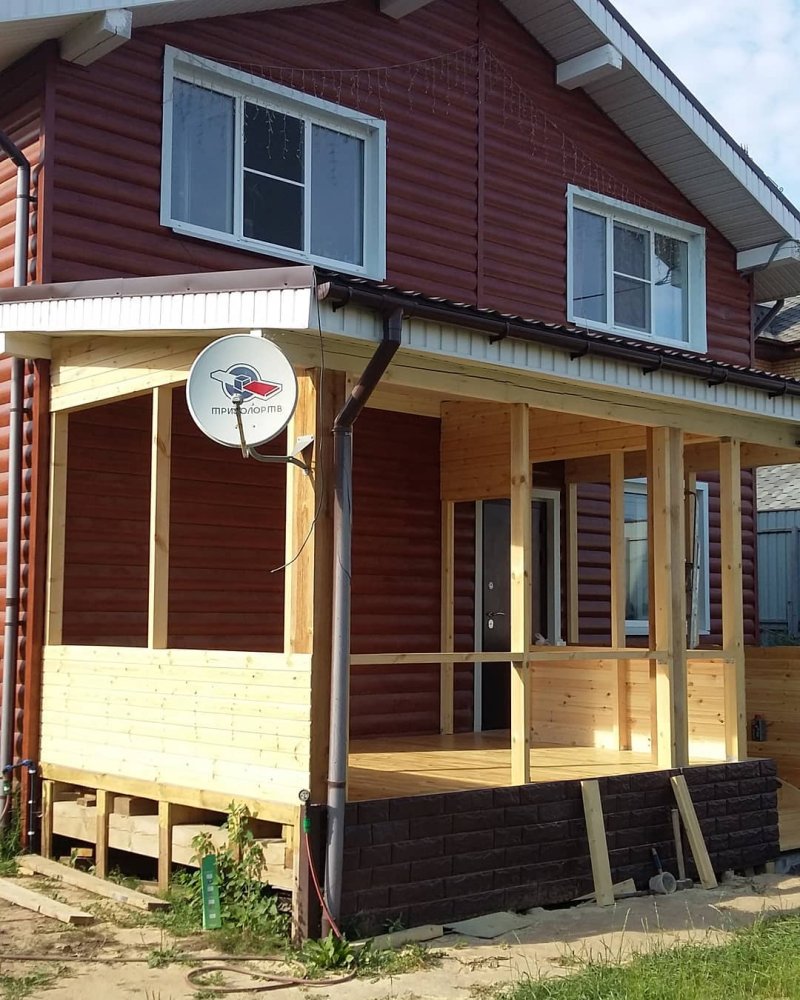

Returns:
757,464,800,512
3,0,800,301
758,296,800,345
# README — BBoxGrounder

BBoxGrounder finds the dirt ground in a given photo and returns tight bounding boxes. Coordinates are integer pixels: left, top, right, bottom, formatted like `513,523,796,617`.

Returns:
4,871,800,999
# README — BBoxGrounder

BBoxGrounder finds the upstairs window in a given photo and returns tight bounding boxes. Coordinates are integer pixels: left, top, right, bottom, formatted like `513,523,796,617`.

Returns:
162,47,386,277
567,186,706,352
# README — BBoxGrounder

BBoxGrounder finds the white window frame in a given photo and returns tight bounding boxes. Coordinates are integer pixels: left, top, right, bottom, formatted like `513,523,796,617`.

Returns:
624,479,710,637
161,46,387,278
566,185,707,353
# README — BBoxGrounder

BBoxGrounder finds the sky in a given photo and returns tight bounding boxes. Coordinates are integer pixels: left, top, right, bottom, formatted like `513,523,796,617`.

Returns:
612,0,800,208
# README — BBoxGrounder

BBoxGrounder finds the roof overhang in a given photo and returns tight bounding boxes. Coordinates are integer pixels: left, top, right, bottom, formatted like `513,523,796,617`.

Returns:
3,0,800,300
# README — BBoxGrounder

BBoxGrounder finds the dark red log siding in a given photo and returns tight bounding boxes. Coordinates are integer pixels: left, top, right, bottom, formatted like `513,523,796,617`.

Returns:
576,474,758,646
168,389,285,651
350,409,473,737
61,391,286,651
62,397,151,646
45,0,751,364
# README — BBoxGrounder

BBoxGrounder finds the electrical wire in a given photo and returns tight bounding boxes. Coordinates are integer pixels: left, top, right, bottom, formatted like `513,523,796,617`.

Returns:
303,824,342,940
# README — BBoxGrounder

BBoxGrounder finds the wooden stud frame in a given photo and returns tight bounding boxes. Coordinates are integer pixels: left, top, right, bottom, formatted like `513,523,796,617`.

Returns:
148,387,172,649
719,438,746,760
609,450,629,750
440,501,455,734
509,403,532,785
566,483,580,645
45,412,68,646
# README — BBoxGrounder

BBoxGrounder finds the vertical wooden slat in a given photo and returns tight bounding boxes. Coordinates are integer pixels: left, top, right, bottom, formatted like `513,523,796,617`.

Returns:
40,780,54,860
510,403,531,785
45,412,68,646
649,427,688,768
158,800,173,892
566,482,580,644
284,370,345,802
95,789,110,880
440,500,455,735
720,438,746,760
609,450,629,750
581,780,614,906
147,387,172,649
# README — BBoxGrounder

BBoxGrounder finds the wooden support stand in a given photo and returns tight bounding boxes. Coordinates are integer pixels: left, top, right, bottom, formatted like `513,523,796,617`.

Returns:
719,439,746,760
440,500,455,735
581,779,614,906
158,800,173,893
510,403,532,785
671,774,717,888
609,450,629,750
95,788,110,879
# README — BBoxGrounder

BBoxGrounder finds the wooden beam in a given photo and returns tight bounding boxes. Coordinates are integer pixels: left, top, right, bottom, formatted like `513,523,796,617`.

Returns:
148,387,172,649
609,451,629,750
60,8,132,66
648,427,688,768
720,438,746,760
19,855,170,911
0,332,51,359
0,879,94,925
557,44,623,90
95,789,110,880
158,800,173,893
284,370,345,803
670,774,717,888
45,412,68,646
440,501,455,735
510,403,532,785
580,780,615,906
566,483,580,644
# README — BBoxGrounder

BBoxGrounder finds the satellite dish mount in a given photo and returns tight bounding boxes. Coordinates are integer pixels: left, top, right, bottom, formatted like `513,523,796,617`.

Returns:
231,393,314,474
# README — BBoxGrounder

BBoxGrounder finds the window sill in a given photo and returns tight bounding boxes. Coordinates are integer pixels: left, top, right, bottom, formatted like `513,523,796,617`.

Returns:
165,218,386,281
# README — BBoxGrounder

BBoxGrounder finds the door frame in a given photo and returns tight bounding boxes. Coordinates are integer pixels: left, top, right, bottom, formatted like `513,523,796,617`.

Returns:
473,488,562,731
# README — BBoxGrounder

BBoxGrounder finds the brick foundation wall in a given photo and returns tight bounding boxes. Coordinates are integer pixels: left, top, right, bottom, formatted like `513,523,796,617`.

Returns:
338,760,779,936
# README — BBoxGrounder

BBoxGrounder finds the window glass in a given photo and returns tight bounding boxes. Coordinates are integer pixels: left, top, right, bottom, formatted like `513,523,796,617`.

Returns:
653,234,689,342
624,489,649,623
244,105,304,182
171,80,234,233
311,125,365,266
572,208,607,323
244,172,303,249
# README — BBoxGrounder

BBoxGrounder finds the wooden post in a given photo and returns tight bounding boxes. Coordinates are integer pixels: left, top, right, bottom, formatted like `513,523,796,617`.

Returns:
648,427,688,768
95,789,110,880
45,412,68,646
41,780,54,860
609,450,629,750
148,387,172,649
440,501,455,735
719,438,746,760
284,370,346,802
158,800,173,893
566,482,580,644
509,403,532,785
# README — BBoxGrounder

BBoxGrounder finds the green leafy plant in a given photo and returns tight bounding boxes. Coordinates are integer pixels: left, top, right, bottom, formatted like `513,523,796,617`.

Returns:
0,967,60,1000
300,932,358,976
356,942,442,978
158,802,289,952
147,945,183,968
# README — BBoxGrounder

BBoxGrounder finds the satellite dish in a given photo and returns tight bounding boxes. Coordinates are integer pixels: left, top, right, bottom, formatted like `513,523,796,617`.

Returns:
186,335,298,448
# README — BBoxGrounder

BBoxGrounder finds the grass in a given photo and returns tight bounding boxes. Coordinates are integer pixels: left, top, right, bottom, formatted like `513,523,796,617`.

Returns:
495,912,800,1000
0,968,60,1000
357,942,443,979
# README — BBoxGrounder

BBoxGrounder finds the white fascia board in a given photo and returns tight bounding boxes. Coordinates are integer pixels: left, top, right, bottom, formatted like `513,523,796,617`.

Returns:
557,43,622,90
60,8,131,65
543,0,800,246
737,241,800,273
380,0,435,17
0,286,313,334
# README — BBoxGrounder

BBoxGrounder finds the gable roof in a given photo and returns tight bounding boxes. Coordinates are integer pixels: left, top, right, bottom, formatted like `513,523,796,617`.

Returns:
3,0,800,302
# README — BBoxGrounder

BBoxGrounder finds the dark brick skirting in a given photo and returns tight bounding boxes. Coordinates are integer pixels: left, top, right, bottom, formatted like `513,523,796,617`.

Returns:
338,759,779,936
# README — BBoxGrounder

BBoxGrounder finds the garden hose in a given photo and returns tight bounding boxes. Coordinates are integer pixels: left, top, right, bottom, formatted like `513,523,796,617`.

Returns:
185,964,356,993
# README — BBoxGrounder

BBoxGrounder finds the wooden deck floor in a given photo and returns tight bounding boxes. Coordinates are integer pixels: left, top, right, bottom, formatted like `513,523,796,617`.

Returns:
347,731,660,801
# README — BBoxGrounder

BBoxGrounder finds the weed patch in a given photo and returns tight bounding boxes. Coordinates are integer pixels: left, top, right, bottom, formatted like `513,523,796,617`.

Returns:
0,967,60,1000
357,942,443,979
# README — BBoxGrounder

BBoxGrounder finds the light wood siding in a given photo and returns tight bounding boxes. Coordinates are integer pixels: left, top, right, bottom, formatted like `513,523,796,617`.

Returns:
531,657,726,760
746,646,800,786
39,645,311,805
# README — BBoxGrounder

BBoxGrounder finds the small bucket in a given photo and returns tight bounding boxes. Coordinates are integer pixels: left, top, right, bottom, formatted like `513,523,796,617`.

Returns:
649,871,677,894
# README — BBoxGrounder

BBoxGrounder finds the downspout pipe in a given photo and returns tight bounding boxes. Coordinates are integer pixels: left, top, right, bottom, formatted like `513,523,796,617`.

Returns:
0,129,31,830
324,307,402,930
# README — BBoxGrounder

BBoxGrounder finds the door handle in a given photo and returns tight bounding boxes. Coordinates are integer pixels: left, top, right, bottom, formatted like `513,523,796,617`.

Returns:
485,611,506,618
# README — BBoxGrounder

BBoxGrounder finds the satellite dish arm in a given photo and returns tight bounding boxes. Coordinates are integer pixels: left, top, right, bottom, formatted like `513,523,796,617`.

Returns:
232,395,313,474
